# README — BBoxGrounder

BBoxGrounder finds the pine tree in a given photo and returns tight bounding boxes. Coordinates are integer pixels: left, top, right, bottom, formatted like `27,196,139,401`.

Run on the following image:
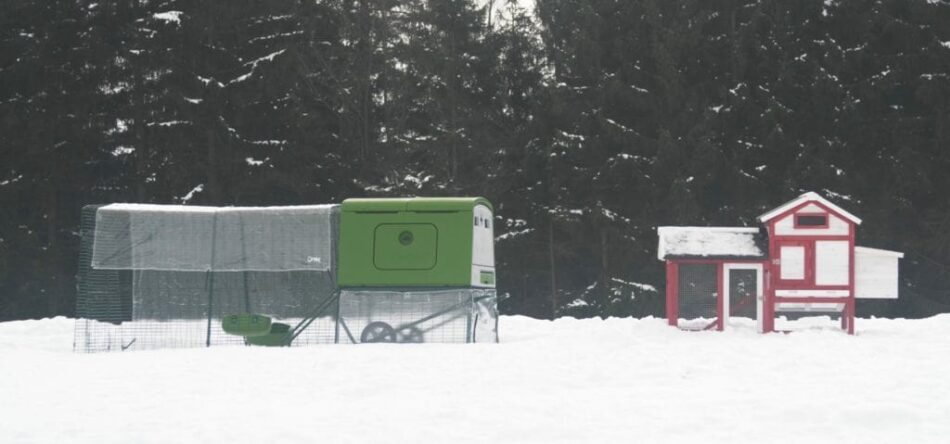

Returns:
0,0,112,317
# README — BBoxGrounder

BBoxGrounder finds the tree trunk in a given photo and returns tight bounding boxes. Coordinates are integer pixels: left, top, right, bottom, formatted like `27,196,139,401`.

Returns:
549,217,557,318
521,248,528,314
448,32,459,183
359,0,371,160
601,227,609,303
132,66,147,201
46,183,59,315
207,127,219,204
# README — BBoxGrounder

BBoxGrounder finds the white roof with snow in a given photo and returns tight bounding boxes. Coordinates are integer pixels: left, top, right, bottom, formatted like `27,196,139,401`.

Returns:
656,227,766,261
758,191,862,224
99,203,335,213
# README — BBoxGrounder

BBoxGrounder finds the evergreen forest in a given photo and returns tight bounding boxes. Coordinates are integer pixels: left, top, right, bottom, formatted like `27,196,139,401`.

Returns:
2,0,950,320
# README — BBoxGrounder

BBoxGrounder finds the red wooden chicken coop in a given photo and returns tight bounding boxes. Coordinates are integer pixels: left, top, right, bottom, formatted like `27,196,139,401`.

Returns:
658,192,903,334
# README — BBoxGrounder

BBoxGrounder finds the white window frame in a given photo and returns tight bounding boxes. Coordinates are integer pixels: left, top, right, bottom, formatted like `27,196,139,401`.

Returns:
723,263,764,333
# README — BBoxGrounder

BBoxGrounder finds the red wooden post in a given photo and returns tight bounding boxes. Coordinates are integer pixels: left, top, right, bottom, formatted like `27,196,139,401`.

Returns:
847,300,855,335
717,262,724,331
666,261,678,327
763,266,773,333
848,222,856,335
764,223,776,333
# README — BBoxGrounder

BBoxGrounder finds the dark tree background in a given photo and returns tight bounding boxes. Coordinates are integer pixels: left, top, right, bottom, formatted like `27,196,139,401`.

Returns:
2,0,949,321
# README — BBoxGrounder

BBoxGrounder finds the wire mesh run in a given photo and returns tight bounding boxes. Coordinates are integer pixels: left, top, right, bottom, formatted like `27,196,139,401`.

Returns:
75,205,339,352
676,263,718,330
337,289,498,344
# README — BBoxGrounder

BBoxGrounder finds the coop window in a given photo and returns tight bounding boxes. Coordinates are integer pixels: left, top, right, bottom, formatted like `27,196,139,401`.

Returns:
795,214,827,228
483,219,490,228
474,216,479,226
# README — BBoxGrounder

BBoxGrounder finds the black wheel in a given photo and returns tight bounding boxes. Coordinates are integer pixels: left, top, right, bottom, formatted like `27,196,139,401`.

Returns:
360,321,396,343
397,326,425,343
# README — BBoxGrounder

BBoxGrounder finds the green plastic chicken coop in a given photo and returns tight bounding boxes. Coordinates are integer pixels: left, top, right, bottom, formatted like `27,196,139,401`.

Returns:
337,197,496,288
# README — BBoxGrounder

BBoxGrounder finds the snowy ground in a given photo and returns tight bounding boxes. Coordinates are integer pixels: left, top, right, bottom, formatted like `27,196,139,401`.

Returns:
2,316,949,443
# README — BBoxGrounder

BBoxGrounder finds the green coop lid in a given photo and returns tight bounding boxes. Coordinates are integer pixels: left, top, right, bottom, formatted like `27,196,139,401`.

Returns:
342,197,492,213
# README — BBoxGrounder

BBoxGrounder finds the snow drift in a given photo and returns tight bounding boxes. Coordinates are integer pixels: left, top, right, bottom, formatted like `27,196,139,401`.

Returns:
1,315,949,443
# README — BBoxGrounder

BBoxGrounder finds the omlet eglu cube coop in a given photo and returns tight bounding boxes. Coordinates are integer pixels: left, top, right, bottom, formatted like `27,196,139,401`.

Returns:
74,197,498,352
658,192,903,334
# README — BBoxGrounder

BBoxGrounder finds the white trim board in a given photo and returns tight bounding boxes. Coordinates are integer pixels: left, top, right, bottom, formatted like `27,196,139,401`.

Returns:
775,290,850,297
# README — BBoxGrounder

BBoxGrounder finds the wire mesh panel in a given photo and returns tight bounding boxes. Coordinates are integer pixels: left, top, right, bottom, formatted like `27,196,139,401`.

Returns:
74,205,130,352
338,289,497,344
728,269,758,320
677,263,718,330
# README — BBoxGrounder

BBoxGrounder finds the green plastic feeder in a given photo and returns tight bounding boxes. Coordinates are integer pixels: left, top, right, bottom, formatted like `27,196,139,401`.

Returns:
222,314,272,337
245,323,292,347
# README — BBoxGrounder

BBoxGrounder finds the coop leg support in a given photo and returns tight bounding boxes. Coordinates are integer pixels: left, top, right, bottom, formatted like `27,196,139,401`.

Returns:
465,293,473,343
847,301,855,335
666,261,678,327
338,318,358,344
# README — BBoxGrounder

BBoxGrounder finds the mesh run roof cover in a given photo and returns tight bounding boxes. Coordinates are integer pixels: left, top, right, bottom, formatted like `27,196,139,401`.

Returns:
91,204,336,272
657,226,766,260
